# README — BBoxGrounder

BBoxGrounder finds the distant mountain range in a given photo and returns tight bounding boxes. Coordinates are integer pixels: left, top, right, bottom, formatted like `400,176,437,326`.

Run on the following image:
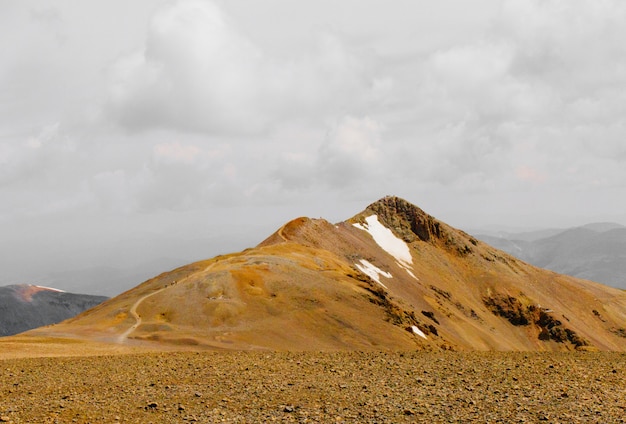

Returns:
474,223,626,289
0,284,108,336
26,196,626,351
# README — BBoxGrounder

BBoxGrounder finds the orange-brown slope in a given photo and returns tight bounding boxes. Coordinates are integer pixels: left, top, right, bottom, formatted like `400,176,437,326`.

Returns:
27,196,626,352
34,242,434,351
260,196,626,351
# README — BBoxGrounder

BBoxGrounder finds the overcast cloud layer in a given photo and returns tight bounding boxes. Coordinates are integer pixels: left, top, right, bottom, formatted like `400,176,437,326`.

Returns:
2,0,626,294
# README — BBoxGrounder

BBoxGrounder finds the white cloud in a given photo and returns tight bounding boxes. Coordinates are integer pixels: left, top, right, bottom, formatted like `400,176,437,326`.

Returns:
5,0,626,294
396,0,626,196
268,116,388,193
106,0,385,135
0,124,75,187
325,116,382,162
154,142,205,164
317,116,385,187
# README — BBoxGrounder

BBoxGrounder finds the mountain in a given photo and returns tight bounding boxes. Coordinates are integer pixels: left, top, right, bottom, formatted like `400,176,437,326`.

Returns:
26,197,626,351
580,222,626,232
468,227,566,242
0,284,108,336
475,223,626,289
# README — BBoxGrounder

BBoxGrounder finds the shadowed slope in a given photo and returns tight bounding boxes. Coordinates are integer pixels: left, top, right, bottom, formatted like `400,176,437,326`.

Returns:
0,285,108,336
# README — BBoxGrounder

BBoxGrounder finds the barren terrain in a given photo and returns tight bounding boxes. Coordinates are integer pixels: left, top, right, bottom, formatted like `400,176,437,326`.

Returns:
2,197,626,422
1,350,625,423
30,197,626,353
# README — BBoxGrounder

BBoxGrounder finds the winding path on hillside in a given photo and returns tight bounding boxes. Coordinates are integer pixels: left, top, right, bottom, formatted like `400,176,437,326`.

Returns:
117,260,221,344
117,287,167,343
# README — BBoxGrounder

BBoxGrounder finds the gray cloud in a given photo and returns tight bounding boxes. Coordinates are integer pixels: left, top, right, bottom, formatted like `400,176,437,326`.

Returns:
316,116,386,187
3,0,626,294
4,0,626,216
105,0,386,135
387,0,626,196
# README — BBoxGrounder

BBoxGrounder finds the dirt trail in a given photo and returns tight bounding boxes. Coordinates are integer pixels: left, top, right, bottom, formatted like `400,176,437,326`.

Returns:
117,261,221,343
117,288,167,343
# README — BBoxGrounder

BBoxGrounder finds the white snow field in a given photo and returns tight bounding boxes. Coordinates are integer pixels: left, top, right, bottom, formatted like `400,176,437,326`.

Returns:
353,215,417,279
354,259,391,289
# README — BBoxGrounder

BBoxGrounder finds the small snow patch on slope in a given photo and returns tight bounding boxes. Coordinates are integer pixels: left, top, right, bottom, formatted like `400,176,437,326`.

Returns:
411,325,427,339
353,215,417,279
354,259,391,289
353,215,412,266
405,269,418,280
35,285,65,292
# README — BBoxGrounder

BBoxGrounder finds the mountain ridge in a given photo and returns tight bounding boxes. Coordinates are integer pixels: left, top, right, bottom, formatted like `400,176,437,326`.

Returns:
18,196,626,352
475,224,626,289
0,284,108,337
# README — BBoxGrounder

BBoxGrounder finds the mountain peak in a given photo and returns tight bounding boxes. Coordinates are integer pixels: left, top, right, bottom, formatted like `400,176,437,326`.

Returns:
353,196,443,244
20,196,626,352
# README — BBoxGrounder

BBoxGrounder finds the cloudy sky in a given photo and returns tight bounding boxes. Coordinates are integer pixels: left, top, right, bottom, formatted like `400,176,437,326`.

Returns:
2,0,626,293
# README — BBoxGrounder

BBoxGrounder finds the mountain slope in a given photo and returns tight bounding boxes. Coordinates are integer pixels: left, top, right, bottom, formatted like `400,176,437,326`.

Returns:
28,197,626,351
0,285,108,336
476,225,626,289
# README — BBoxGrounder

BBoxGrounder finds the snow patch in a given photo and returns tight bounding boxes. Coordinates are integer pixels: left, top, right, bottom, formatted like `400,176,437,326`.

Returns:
411,325,427,339
353,215,414,275
405,269,419,280
354,259,391,289
34,285,65,293
353,215,412,267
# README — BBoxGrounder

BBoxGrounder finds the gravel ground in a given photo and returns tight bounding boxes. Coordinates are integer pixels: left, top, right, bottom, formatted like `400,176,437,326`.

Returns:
1,351,625,423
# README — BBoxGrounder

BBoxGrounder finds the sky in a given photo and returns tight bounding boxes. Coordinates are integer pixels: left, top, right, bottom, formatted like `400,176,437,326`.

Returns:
2,0,626,294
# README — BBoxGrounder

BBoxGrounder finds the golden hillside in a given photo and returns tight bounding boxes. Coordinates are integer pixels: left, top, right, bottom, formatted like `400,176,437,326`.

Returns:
21,196,626,352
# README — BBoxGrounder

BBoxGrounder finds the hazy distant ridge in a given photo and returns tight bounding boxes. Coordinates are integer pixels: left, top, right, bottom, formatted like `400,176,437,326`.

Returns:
0,285,108,336
475,223,626,289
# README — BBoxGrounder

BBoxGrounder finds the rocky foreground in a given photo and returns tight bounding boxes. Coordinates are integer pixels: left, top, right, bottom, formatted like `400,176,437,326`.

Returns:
0,351,625,423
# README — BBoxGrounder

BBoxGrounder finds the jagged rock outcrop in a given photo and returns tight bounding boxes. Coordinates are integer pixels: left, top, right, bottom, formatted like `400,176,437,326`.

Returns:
356,196,479,257
482,294,589,347
362,196,445,243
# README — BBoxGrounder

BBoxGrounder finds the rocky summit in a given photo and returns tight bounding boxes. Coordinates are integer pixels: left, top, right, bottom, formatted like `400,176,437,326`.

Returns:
14,196,626,352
